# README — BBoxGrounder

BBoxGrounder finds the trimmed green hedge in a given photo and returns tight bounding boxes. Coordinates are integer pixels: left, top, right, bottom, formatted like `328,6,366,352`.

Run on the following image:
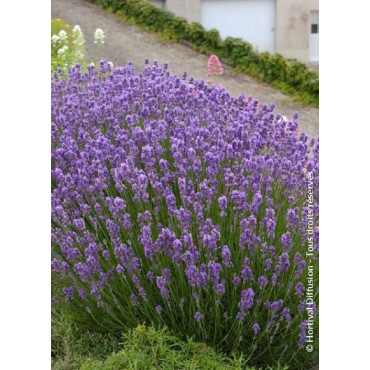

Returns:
85,0,318,106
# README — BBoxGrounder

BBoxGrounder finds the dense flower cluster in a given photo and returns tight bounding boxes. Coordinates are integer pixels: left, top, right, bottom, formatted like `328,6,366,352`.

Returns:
51,60,319,367
206,54,224,77
94,28,105,44
72,25,85,60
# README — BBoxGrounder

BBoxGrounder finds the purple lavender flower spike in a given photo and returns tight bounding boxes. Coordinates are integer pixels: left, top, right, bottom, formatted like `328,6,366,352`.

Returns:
195,311,202,322
155,305,162,315
252,323,260,335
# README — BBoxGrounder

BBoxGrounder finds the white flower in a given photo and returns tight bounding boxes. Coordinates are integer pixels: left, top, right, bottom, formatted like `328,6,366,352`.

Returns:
58,29,68,42
57,45,69,56
73,25,82,34
51,34,59,45
72,24,85,58
108,61,114,69
94,28,105,44
279,115,288,123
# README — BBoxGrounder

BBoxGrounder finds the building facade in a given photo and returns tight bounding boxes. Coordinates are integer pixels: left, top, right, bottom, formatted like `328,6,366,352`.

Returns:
149,0,319,64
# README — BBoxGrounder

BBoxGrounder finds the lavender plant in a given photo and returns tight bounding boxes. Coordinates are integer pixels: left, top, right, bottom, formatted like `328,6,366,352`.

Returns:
51,60,319,368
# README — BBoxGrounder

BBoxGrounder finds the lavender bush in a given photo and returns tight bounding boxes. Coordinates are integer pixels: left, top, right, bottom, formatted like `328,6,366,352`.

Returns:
51,60,319,368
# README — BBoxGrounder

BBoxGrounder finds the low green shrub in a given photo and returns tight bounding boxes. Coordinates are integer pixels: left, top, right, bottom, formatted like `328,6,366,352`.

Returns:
52,308,121,369
80,325,253,370
223,36,255,67
53,307,275,370
85,0,318,107
185,22,207,48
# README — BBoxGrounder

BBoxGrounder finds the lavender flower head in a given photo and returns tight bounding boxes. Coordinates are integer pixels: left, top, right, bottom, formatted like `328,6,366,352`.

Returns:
252,322,260,335
195,311,202,322
155,305,162,315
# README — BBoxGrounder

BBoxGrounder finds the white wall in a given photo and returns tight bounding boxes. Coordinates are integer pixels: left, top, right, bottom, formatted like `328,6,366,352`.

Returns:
201,0,276,53
148,0,165,9
165,0,202,22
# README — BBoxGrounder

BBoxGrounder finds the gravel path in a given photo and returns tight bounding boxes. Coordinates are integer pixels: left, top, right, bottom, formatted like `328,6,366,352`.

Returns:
51,0,319,138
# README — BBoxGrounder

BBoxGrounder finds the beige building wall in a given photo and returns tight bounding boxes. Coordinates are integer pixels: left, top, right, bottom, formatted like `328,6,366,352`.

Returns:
165,0,202,23
275,0,319,62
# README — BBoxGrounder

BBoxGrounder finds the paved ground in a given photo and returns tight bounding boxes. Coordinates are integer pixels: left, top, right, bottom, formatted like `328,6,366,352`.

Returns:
51,0,319,138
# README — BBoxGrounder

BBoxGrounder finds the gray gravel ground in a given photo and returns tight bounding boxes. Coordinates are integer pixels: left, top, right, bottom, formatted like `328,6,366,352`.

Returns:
52,0,319,138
